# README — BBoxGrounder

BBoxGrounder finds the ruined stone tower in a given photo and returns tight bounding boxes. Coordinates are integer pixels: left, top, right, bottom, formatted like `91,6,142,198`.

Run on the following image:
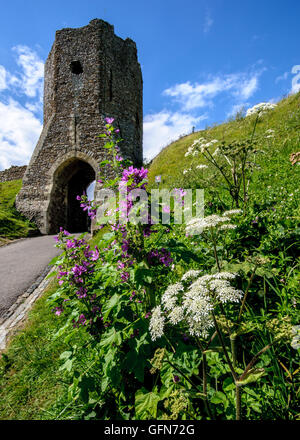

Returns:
16,19,143,234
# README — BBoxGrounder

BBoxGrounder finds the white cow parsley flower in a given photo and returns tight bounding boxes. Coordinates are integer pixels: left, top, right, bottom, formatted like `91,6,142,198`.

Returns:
168,306,184,325
246,102,277,117
186,315,214,338
219,224,237,230
209,278,243,303
161,282,184,311
223,209,242,216
181,270,202,282
186,214,230,235
149,306,165,341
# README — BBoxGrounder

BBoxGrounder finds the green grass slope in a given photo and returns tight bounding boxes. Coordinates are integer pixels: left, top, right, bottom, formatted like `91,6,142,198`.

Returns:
0,179,36,241
148,93,300,195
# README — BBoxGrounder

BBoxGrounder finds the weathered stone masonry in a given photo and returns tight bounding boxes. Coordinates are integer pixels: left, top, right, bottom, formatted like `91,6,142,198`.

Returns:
16,19,143,234
0,166,27,183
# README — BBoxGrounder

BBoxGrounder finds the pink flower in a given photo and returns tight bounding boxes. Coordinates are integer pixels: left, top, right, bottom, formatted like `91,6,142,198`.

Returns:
105,117,114,124
53,307,63,316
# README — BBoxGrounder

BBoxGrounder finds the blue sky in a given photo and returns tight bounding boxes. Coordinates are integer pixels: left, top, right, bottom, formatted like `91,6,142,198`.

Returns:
0,0,299,169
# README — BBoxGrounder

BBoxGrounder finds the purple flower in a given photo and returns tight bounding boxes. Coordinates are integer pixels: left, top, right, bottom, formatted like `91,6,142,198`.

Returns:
121,166,149,190
91,246,99,261
129,291,136,301
66,239,76,249
76,287,88,299
147,248,173,267
121,272,130,282
105,117,114,124
121,240,129,253
173,375,180,383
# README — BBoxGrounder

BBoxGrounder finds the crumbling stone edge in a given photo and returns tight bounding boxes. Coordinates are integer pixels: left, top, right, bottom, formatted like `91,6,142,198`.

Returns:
0,265,55,351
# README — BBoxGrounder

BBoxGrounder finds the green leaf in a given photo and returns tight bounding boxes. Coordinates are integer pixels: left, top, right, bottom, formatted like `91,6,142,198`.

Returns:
100,327,122,348
102,232,115,241
59,350,72,360
99,160,110,166
134,267,152,286
49,255,62,266
211,391,228,407
102,294,120,321
124,350,147,382
59,358,73,372
236,368,266,386
46,270,57,279
223,377,235,392
135,387,161,419
78,376,95,404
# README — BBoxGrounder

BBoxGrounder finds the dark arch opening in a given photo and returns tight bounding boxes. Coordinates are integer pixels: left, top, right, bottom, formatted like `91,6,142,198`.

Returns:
47,159,95,234
70,60,83,75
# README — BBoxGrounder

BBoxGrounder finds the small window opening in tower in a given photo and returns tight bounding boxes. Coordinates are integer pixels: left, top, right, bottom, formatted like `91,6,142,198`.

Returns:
109,69,113,101
70,60,83,75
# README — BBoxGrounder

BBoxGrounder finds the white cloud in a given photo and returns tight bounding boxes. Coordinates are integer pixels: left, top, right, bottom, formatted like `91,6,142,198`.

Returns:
275,71,289,83
164,71,260,111
0,46,44,170
0,66,7,91
12,45,44,99
204,10,214,34
0,99,42,170
143,111,206,161
238,76,258,100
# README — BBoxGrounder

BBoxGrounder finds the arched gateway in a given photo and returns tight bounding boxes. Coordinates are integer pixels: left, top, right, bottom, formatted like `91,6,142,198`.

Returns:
16,19,143,234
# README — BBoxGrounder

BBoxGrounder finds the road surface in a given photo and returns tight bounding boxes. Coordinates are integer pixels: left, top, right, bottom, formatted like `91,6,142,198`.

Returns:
0,235,61,319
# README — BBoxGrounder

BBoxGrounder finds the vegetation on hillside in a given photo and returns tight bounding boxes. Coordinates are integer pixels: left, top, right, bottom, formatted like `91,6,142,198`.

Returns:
0,179,37,242
0,99,299,421
148,93,300,194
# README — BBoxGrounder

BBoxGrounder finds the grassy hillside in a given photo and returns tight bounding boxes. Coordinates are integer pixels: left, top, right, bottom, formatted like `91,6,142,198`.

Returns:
0,232,103,420
148,93,300,197
0,179,37,242
0,97,299,420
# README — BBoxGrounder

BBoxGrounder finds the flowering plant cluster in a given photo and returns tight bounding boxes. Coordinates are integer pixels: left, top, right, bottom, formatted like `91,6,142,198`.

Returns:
246,102,277,117
150,271,243,341
51,228,102,330
48,116,298,421
183,126,265,210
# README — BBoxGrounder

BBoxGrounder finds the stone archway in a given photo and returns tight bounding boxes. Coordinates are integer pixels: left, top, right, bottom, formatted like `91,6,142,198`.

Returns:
47,158,96,234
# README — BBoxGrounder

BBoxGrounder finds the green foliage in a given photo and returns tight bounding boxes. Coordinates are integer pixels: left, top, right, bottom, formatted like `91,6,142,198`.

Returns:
1,95,300,420
0,179,37,239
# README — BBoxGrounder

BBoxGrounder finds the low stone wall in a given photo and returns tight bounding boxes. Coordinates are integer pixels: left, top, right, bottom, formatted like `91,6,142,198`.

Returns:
0,166,27,183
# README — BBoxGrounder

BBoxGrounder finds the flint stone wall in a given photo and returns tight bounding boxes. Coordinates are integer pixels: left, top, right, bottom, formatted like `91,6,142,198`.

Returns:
16,18,143,234
0,166,27,183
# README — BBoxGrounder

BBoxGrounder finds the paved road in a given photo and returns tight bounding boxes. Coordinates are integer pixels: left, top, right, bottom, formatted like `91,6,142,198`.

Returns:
0,235,61,319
